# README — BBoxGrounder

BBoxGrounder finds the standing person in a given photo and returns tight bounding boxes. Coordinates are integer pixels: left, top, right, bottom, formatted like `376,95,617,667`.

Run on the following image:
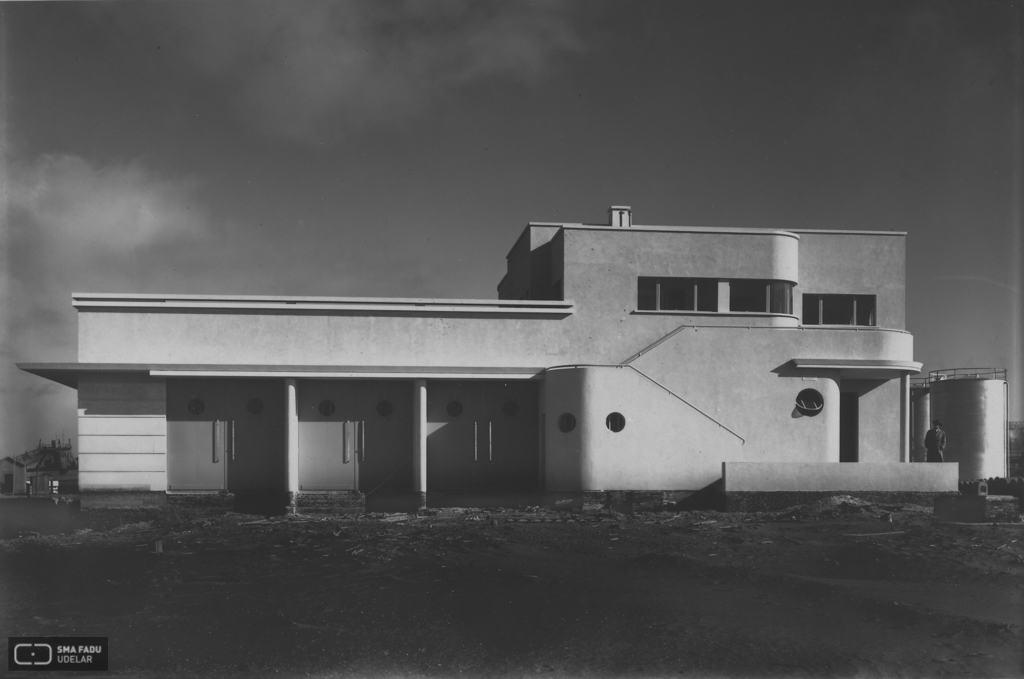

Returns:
924,420,946,462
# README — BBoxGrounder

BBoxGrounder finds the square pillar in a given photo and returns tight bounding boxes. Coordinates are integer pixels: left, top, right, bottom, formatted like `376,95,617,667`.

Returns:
285,379,299,504
413,379,427,507
899,374,910,463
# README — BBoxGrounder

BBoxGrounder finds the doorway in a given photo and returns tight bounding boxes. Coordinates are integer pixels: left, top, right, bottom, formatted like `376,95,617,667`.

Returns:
426,381,539,493
296,380,414,497
839,392,859,462
167,379,287,495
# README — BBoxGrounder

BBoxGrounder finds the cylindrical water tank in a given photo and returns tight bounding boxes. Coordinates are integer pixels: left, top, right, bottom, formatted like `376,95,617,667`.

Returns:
910,385,930,463
930,369,1008,481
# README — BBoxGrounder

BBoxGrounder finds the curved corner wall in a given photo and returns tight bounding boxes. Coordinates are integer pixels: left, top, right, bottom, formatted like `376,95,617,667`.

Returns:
542,365,744,491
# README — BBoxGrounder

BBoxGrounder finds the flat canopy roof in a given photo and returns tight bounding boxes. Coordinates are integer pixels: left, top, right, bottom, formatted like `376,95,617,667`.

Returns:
788,358,922,378
17,363,547,389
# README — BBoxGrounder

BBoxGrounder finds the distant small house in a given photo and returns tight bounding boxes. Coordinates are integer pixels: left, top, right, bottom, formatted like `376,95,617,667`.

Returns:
1,457,27,495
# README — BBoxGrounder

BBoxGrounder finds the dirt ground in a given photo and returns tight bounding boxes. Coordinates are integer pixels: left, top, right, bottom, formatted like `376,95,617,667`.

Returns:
1,496,1022,678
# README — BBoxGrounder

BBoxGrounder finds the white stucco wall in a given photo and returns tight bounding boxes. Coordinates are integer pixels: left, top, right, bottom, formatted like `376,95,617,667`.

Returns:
60,223,919,495
78,373,167,491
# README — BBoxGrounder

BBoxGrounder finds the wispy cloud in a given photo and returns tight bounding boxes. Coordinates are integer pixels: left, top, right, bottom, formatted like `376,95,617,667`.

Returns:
162,0,584,143
930,275,1020,294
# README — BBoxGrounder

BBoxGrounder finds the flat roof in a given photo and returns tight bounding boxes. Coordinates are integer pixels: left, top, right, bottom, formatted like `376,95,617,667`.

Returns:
17,363,546,388
526,223,907,237
528,223,802,238
72,293,573,316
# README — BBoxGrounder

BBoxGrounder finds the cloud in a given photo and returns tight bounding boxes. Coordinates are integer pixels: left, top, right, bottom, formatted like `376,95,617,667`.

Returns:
1,154,213,450
163,0,584,142
9,154,209,256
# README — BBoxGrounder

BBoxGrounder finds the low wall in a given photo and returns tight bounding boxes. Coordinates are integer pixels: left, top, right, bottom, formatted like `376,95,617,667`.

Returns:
725,490,949,513
293,491,365,515
81,490,236,529
723,462,958,493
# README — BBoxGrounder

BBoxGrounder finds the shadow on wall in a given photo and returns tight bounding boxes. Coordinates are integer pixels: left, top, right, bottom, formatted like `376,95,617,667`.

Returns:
672,478,725,511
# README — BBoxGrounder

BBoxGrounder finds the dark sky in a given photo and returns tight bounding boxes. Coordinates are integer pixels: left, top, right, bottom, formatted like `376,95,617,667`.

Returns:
1,0,1021,453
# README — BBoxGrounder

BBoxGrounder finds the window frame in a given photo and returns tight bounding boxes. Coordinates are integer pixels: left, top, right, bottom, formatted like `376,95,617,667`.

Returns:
638,276,793,314
802,294,877,327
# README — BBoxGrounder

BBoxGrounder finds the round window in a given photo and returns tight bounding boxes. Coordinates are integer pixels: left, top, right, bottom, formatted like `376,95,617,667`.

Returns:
247,398,264,416
606,412,626,432
503,400,519,417
376,400,394,417
795,389,824,417
187,398,205,416
318,400,336,417
558,413,576,433
446,401,463,417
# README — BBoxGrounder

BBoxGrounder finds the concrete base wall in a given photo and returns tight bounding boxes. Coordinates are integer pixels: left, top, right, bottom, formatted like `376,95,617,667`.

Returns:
167,492,235,513
81,490,235,529
725,490,949,513
723,462,958,492
292,490,365,515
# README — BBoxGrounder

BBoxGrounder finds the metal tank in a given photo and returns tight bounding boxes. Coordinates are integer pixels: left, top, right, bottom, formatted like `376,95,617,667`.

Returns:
929,368,1008,481
909,380,931,463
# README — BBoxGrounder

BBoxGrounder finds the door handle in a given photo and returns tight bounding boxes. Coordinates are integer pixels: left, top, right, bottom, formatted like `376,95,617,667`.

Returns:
488,421,493,462
474,421,478,462
360,421,365,463
212,421,220,463
343,421,351,464
230,420,235,461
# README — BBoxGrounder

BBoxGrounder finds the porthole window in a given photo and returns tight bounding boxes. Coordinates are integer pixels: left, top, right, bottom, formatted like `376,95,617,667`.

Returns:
247,398,264,416
187,398,205,416
606,412,626,432
446,401,463,418
503,400,519,417
376,400,394,418
795,389,824,417
558,413,576,433
318,400,336,417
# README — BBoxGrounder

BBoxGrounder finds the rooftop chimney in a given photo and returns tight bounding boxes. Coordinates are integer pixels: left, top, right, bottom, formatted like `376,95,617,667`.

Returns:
608,206,632,228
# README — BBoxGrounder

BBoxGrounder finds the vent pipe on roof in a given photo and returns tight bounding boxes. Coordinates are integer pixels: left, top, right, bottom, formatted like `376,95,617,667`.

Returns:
608,206,632,228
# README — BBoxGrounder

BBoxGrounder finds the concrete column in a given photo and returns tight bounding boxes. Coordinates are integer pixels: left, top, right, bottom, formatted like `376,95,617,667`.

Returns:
413,379,428,507
717,280,730,313
899,374,910,463
285,379,299,507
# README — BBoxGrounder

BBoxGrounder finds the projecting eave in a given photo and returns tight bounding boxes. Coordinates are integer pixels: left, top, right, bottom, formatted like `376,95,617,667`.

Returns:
788,358,922,379
17,363,547,388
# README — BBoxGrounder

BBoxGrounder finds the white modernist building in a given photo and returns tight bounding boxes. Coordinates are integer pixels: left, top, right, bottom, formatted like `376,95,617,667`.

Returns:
19,206,958,514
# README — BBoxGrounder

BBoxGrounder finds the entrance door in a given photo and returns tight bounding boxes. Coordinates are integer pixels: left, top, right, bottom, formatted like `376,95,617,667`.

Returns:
485,381,539,490
427,382,482,490
353,382,414,493
167,379,286,492
297,381,358,490
840,392,859,462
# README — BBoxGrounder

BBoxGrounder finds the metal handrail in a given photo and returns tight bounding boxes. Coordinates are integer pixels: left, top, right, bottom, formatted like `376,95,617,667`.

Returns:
622,322,691,364
625,365,745,444
928,368,1006,382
